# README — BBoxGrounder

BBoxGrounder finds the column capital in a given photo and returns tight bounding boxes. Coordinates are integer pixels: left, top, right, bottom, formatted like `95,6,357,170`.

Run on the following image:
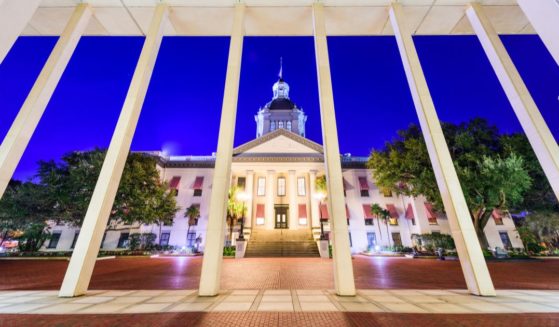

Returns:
246,170,254,176
288,170,296,175
267,170,276,175
309,170,318,176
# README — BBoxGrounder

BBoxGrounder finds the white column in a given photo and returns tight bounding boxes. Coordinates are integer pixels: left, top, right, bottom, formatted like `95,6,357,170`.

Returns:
309,170,320,229
389,3,495,296
467,3,559,203
0,0,41,64
198,4,245,297
0,4,91,199
266,170,276,230
58,4,167,298
312,3,356,297
288,170,297,229
517,0,559,67
245,170,254,229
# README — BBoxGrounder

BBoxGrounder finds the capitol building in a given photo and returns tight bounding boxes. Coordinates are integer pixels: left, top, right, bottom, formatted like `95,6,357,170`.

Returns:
45,70,522,255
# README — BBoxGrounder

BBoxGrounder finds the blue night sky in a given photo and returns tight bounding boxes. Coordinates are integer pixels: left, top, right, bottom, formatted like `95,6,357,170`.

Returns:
0,35,558,181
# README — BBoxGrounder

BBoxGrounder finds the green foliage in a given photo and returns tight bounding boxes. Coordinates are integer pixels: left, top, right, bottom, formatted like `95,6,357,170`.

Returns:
129,233,157,251
315,175,327,195
367,119,533,247
370,203,389,220
223,246,236,256
185,205,200,226
226,186,245,243
17,223,51,252
36,149,178,227
418,233,455,251
519,211,559,252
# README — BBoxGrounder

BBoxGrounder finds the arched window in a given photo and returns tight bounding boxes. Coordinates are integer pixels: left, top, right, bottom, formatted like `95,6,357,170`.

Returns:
279,121,284,129
286,121,292,131
270,121,276,131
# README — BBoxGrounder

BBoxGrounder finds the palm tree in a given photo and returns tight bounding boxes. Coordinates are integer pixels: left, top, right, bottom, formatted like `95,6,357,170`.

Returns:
226,186,245,245
371,203,391,247
184,204,200,247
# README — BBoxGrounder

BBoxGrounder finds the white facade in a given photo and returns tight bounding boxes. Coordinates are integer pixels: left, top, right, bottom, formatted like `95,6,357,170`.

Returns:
42,75,522,254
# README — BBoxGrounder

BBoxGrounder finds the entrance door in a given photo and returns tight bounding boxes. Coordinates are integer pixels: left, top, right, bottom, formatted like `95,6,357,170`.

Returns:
275,205,288,229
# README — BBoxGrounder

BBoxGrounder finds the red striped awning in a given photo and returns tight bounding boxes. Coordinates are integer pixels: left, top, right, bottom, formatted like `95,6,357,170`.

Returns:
358,177,369,190
491,209,502,219
256,204,265,218
298,204,307,218
362,204,374,219
405,203,415,220
346,204,350,219
424,202,436,219
386,204,399,219
169,176,181,189
192,177,204,190
320,203,329,220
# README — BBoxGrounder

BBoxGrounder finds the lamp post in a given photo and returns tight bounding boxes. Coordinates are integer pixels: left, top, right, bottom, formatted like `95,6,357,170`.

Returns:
236,191,250,241
314,192,327,240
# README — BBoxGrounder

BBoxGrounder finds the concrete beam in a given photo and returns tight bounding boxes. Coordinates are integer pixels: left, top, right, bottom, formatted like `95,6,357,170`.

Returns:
0,0,41,64
467,2,559,204
0,4,91,200
198,3,245,297
59,4,168,298
517,0,559,67
390,3,496,296
312,2,356,297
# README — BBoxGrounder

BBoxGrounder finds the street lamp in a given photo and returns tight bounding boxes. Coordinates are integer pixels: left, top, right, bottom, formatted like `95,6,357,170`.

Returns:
313,192,327,240
236,191,251,241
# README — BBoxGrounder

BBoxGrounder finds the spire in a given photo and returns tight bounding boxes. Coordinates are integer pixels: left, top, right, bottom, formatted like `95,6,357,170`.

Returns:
278,57,283,81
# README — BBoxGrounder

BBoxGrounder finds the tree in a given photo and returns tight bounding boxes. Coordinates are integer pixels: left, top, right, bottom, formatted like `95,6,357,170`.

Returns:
523,211,559,249
0,181,57,251
184,204,200,246
370,203,391,247
226,186,244,244
37,149,178,228
368,119,532,248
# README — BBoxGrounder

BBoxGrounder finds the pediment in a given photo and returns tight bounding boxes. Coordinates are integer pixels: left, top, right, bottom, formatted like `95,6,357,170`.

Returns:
233,129,323,155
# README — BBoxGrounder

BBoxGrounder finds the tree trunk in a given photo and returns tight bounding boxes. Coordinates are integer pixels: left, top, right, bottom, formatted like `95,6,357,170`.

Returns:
158,222,162,246
476,226,490,250
186,224,191,247
386,219,391,247
0,230,8,248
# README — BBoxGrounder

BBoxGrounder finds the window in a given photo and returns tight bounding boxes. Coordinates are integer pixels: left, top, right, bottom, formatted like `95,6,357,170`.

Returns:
358,177,370,197
237,177,246,191
499,231,512,250
287,121,292,131
101,232,107,249
365,219,374,226
187,232,196,247
279,121,284,129
193,177,204,197
48,232,61,249
169,176,181,196
392,233,402,246
117,233,130,248
389,218,399,226
360,190,369,197
277,177,286,196
257,177,266,196
411,219,416,226
160,232,170,246
297,177,306,196
381,187,393,197
71,231,79,249
367,232,376,248
270,121,276,131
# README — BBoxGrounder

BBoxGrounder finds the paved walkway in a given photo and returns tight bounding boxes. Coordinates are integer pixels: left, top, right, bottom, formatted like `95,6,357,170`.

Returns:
1,289,559,315
2,256,559,290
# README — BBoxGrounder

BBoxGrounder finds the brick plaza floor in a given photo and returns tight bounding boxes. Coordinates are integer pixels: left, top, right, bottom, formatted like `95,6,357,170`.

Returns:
1,256,558,291
1,256,559,326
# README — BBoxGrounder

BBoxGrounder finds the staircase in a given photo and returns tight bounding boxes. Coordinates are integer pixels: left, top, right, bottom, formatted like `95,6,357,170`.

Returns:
245,229,320,258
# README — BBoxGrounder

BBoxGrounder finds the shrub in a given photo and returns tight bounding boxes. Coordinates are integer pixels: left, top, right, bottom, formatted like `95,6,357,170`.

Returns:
223,246,236,256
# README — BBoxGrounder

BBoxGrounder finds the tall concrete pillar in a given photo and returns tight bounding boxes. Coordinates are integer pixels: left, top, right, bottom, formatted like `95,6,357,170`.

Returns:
517,0,559,67
266,170,276,229
198,4,245,297
245,170,254,228
389,3,495,296
467,3,559,203
288,170,297,229
309,170,320,229
312,3,356,297
0,4,91,200
0,0,41,64
58,4,168,298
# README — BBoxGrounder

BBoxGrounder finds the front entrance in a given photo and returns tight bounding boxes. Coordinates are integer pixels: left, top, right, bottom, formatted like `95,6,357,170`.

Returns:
274,205,289,229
